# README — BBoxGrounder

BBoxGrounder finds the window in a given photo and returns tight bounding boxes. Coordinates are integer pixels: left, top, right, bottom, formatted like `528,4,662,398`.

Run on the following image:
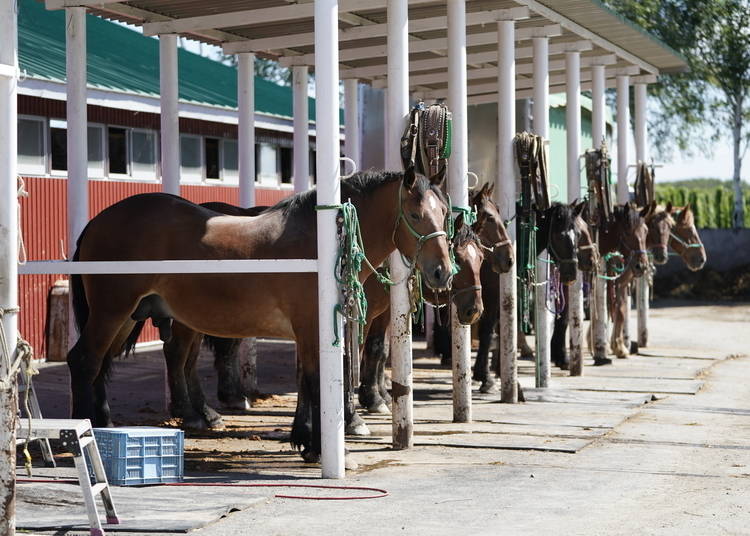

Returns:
88,125,105,177
50,121,67,173
280,147,293,185
205,137,220,180
180,135,202,180
108,127,128,175
131,129,157,178
310,149,317,185
17,117,45,175
257,142,279,185
254,143,260,182
222,139,238,180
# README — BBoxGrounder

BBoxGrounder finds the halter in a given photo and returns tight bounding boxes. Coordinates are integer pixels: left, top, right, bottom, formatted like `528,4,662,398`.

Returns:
670,230,703,249
544,210,578,266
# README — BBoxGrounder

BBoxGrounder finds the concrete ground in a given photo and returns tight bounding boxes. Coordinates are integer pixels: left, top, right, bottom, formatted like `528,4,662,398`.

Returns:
19,300,750,535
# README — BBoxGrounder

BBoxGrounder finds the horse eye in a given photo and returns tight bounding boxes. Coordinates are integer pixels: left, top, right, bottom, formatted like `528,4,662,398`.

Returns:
410,212,421,221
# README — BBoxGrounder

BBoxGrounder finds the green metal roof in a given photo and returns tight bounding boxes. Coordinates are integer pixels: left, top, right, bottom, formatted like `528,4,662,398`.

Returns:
18,0,317,122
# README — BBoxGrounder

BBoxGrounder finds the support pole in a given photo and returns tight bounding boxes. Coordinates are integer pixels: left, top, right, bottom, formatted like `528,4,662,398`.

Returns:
159,34,180,196
293,65,310,194
565,51,584,377
635,82,649,348
616,75,631,350
387,0,413,450
0,1,19,532
238,52,256,207
591,64,608,362
314,0,345,479
496,19,518,403
344,78,360,175
447,0,471,423
532,36,550,388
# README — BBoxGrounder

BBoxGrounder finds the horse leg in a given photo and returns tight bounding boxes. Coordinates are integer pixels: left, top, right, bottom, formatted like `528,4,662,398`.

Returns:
434,308,452,366
377,340,392,407
473,302,498,393
611,280,629,359
344,339,370,436
518,327,535,360
163,322,211,429
358,313,390,414
210,336,251,410
551,297,570,370
185,332,224,429
291,360,313,456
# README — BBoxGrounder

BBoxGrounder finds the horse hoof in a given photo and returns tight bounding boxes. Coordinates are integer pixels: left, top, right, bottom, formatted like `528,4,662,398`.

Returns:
629,341,639,354
220,397,251,411
345,455,359,471
479,381,498,394
201,408,225,429
301,449,320,464
368,402,391,415
593,357,613,366
346,421,371,437
182,415,209,430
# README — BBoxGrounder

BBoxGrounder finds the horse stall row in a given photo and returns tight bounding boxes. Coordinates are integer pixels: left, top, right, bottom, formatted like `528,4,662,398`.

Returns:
0,1,690,534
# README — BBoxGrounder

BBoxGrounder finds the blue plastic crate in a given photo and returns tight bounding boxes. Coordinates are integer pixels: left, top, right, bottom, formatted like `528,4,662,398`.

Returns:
88,427,184,486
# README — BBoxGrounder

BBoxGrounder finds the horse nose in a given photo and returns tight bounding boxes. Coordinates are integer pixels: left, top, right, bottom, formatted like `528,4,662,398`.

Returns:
433,264,452,289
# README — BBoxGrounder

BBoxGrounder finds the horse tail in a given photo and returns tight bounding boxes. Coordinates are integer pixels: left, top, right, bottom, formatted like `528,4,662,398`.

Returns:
124,320,146,358
70,228,89,334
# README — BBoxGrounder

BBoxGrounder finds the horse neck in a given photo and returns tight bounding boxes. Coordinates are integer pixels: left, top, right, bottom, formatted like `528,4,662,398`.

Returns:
354,179,401,277
597,218,620,254
535,210,550,253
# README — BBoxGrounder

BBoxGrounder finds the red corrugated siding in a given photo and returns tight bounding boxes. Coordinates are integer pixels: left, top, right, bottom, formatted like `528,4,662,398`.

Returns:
19,176,290,358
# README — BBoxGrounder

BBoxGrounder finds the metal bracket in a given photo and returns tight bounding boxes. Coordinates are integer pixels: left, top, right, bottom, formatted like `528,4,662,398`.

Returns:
59,429,82,456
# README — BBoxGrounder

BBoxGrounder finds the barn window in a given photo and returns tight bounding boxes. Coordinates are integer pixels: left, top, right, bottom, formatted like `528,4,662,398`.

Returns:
49,120,67,174
87,124,105,178
180,134,202,181
222,139,238,180
108,127,128,175
257,142,278,185
17,116,46,175
131,129,157,179
205,137,220,180
280,147,293,184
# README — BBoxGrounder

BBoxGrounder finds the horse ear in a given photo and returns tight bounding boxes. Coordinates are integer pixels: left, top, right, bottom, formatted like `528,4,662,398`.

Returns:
428,169,446,187
573,200,585,218
666,201,674,213
679,203,692,222
487,183,495,196
455,212,465,233
404,166,417,190
639,202,654,219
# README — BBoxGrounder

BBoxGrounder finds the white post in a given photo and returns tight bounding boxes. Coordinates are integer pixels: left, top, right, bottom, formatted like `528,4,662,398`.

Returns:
591,63,608,362
532,36,551,388
293,65,310,194
635,82,649,348
0,1,19,532
159,34,180,196
238,52,256,207
591,64,606,149
566,51,584,377
616,75,631,351
447,0,471,423
344,78,360,176
314,0,345,479
387,0,413,450
496,19,517,403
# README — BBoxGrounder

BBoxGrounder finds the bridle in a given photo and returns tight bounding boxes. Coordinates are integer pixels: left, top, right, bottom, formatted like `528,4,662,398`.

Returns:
543,208,578,267
430,240,483,325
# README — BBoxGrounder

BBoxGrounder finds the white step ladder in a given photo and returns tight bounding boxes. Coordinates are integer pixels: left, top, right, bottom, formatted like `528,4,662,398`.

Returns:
17,419,120,536
17,367,55,467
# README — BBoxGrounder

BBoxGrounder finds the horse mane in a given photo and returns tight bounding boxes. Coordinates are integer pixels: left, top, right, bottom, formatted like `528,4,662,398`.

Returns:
613,203,642,229
453,221,480,249
546,202,576,228
265,170,446,218
650,205,675,226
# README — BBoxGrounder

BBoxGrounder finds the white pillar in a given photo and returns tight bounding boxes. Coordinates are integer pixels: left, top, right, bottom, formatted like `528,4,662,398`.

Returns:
159,34,180,196
238,52,256,207
591,64,606,148
616,75,631,351
314,0,345,479
66,7,88,258
532,37,551,389
635,82,649,348
293,65,310,194
387,0,413,450
566,51,584,377
496,19,517,403
344,78,360,176
447,0,471,423
0,2,19,532
591,64,608,362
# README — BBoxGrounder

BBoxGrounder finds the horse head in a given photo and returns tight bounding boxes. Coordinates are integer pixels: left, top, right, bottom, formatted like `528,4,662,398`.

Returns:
539,202,579,283
393,168,453,289
470,182,514,274
669,203,706,271
613,202,651,277
449,214,484,325
647,202,675,265
573,201,597,272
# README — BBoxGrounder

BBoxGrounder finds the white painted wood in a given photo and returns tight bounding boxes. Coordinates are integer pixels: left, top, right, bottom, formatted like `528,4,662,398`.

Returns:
238,52,256,208
591,64,606,148
496,19,518,403
159,34,180,195
532,36,551,389
447,0,471,424
18,259,318,275
591,63,608,362
315,0,345,479
566,51,584,377
616,75,630,204
635,82,649,348
46,0,124,9
293,66,310,194
387,0,414,451
0,0,19,531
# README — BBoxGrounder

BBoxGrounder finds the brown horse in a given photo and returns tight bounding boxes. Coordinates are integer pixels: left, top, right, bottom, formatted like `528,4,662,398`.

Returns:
667,204,706,271
356,215,486,414
68,170,454,463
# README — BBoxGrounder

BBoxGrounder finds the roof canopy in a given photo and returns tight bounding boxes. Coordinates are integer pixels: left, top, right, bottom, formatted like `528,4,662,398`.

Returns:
45,0,687,104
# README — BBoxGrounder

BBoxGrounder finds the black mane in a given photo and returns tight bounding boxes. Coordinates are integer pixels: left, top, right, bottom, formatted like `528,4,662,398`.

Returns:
614,203,642,229
265,170,446,218
453,220,480,248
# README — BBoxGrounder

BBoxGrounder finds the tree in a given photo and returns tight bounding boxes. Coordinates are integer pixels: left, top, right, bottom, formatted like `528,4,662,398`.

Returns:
606,0,750,228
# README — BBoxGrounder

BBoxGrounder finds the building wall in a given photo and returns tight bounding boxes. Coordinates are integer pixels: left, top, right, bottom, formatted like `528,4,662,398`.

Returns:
19,176,290,357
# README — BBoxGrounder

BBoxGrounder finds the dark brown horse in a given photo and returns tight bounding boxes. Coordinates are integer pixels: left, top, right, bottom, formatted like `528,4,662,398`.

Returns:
68,170,454,463
356,215,486,414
